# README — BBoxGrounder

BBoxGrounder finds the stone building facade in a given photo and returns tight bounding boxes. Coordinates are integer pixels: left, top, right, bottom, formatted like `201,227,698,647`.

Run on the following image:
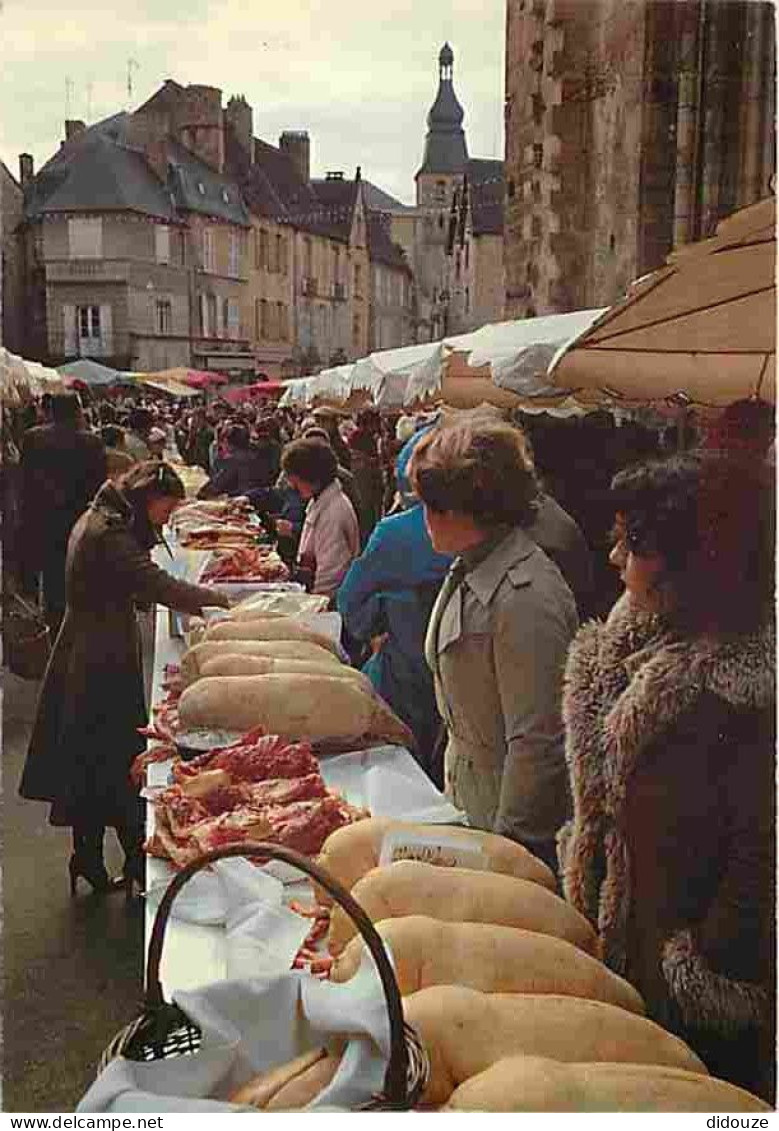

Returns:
504,0,776,318
0,160,24,352
18,96,254,373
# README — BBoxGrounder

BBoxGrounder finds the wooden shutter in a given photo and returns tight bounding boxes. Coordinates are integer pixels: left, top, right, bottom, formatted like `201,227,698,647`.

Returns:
62,304,77,356
100,304,113,356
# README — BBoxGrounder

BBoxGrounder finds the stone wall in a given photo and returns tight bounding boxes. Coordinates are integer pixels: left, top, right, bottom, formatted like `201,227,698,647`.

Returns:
244,215,295,378
0,162,24,352
504,0,776,318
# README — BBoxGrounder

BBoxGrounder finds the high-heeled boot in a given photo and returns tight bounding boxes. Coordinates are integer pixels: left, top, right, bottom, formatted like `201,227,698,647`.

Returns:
70,827,123,897
116,820,146,900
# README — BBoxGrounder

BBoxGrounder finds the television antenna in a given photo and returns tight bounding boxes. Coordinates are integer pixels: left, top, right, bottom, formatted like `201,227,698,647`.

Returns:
65,77,74,119
127,58,140,106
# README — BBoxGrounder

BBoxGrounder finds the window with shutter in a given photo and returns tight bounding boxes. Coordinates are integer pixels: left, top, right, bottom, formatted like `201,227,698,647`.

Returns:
155,225,170,265
260,299,269,339
228,232,240,277
100,304,113,355
207,294,217,337
228,299,240,337
76,304,105,356
63,304,77,356
203,228,215,273
68,218,103,259
276,302,284,341
156,299,173,335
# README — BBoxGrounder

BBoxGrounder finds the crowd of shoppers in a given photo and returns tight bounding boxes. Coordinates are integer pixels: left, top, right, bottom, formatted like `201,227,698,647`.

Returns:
4,382,774,1102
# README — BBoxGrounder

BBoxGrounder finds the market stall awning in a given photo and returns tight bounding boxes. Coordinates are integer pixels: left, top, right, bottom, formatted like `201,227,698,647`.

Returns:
548,196,777,407
152,367,229,389
135,376,201,398
219,382,286,405
58,358,124,387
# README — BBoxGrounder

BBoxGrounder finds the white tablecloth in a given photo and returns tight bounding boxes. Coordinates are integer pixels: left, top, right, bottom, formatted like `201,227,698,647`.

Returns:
143,604,462,997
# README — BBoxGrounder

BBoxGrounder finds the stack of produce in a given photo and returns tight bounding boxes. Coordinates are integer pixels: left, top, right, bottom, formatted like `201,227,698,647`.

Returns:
144,730,368,869
225,818,771,1112
176,615,413,749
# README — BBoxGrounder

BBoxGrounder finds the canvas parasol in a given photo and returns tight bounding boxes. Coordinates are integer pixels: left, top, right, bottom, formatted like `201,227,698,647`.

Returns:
548,196,776,407
58,359,124,387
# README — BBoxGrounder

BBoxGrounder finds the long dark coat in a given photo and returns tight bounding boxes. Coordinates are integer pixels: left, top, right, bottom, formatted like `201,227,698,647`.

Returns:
20,482,216,828
558,594,776,1101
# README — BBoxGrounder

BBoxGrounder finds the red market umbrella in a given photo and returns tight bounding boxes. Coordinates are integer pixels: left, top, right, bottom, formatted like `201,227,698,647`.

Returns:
220,381,286,405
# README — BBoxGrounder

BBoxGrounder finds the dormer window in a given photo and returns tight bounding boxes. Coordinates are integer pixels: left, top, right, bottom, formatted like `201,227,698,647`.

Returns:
198,182,205,195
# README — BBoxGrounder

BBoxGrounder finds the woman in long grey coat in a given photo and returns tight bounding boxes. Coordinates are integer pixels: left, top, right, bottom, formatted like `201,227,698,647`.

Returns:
409,419,578,874
20,462,228,896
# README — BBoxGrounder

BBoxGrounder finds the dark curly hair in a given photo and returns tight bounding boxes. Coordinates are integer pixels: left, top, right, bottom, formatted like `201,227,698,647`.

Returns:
610,452,774,635
281,437,338,491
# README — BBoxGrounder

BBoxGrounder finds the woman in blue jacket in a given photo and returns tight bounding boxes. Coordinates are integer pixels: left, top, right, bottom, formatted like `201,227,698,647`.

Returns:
337,427,451,783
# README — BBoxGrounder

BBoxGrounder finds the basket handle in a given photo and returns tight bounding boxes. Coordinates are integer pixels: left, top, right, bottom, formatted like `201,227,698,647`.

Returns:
145,841,410,1107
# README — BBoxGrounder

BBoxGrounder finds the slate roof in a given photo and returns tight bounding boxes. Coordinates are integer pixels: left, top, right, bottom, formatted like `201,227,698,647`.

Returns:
25,109,249,227
467,158,504,236
167,139,250,226
309,178,359,242
24,116,177,222
360,181,413,214
417,54,469,178
368,213,412,274
243,138,351,241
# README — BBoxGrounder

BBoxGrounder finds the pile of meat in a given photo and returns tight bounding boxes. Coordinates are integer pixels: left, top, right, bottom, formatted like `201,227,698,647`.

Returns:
201,545,289,584
170,497,261,549
144,730,368,869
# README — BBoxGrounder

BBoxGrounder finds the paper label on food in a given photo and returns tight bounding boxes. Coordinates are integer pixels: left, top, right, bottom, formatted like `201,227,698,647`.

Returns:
379,829,487,870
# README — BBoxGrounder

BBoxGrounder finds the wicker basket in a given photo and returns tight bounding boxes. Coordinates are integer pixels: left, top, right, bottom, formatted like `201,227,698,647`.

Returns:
3,593,51,680
99,842,429,1111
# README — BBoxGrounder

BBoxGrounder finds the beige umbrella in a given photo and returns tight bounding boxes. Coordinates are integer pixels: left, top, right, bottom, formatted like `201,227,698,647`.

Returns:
548,196,776,407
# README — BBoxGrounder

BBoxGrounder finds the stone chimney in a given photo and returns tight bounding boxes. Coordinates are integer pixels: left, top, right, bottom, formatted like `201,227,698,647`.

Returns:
225,95,253,160
19,154,34,187
177,85,225,173
65,119,86,143
279,131,310,183
126,111,171,183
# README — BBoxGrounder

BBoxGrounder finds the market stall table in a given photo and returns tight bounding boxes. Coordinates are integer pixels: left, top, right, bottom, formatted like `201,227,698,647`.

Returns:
142,543,462,998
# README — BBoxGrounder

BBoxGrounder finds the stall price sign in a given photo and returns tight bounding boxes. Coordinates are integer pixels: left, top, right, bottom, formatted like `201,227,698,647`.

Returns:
379,828,487,871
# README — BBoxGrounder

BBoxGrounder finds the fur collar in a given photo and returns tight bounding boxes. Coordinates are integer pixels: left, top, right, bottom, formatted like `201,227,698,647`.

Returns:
560,593,775,971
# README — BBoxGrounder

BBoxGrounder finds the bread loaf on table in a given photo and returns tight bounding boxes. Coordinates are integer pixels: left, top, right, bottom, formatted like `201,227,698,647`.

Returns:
180,638,341,686
443,1056,771,1112
326,861,598,957
330,915,644,1014
199,653,370,688
316,817,556,901
229,1048,330,1109
402,986,707,1106
203,614,340,656
178,672,412,747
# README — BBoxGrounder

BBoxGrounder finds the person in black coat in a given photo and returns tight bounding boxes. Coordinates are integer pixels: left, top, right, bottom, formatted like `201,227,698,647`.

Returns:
19,392,107,631
19,462,229,896
196,424,277,499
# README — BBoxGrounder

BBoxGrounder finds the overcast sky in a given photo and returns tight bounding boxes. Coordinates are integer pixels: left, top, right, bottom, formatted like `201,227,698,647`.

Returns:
0,0,506,204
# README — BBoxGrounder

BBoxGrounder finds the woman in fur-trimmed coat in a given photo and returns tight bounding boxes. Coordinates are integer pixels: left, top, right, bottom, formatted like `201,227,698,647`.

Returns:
557,452,776,1102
